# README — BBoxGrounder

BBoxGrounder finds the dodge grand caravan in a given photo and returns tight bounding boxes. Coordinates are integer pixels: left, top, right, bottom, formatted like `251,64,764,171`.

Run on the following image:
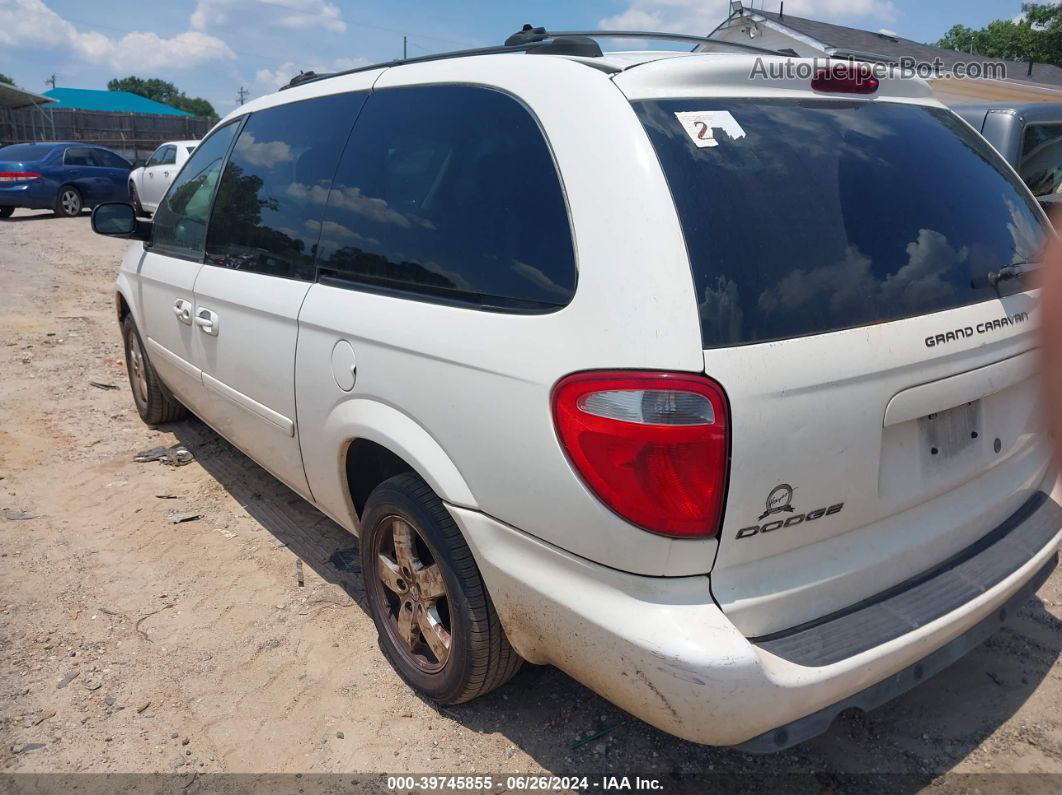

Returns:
91,29,1062,751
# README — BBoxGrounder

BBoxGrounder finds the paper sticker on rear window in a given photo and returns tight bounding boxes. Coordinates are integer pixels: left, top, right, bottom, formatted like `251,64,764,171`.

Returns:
674,111,746,148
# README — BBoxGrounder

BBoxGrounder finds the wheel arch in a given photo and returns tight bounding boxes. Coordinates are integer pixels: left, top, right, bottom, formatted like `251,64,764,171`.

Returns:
115,290,131,322
315,399,478,532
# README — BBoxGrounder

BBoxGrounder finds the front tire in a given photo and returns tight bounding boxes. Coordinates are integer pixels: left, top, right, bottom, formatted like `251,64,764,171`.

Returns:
55,186,82,217
0,206,13,219
121,315,187,425
361,473,522,704
130,182,146,217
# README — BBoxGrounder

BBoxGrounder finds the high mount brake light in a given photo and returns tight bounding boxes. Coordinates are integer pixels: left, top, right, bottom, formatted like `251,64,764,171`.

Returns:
811,63,879,94
552,371,730,538
0,172,40,182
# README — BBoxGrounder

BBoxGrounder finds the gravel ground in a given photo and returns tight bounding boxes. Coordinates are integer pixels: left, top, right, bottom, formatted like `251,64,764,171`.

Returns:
1,208,1061,790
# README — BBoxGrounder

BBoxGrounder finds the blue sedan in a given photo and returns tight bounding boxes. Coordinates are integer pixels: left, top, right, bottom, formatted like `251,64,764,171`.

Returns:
0,142,133,218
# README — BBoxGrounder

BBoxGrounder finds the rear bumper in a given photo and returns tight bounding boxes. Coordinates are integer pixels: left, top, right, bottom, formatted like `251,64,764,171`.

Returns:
450,482,1062,748
738,553,1056,752
0,183,51,208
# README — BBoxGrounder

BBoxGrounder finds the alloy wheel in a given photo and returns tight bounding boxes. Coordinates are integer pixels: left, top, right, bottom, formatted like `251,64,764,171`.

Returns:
60,189,80,216
370,515,452,673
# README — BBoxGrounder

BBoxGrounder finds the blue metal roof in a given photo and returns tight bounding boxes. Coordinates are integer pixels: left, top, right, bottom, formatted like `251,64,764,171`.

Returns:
42,88,192,116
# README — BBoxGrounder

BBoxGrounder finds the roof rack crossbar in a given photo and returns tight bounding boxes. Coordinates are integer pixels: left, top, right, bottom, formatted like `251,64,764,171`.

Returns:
280,25,787,92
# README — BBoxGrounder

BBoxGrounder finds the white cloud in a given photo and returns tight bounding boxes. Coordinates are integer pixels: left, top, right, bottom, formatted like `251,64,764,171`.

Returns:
233,130,293,167
254,57,371,93
599,0,897,35
110,31,234,71
288,181,435,230
192,0,345,34
782,0,897,23
0,0,233,70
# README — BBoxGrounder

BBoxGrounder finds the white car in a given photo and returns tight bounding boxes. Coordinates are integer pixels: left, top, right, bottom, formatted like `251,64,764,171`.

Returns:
127,140,197,215
90,30,1061,751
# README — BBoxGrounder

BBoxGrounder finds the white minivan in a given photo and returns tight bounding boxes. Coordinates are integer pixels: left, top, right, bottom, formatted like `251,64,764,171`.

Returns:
91,30,1061,751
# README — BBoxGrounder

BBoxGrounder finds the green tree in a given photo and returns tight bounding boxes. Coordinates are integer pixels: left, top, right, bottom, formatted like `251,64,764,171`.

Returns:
0,73,14,86
107,76,179,102
937,3,1062,68
107,75,216,118
168,94,216,117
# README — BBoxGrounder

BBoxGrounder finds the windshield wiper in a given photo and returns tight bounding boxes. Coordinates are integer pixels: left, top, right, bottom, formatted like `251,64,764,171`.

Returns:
970,260,1039,290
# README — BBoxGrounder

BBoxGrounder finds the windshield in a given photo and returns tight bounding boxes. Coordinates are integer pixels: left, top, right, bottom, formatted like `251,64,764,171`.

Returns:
0,143,56,162
635,99,1047,347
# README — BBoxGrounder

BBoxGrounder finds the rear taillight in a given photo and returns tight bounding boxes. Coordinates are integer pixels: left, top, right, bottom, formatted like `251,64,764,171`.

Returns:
552,371,729,538
0,172,40,182
811,63,879,94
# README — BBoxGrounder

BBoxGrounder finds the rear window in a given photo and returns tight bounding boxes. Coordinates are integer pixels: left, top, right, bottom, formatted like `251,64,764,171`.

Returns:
0,143,55,161
1020,123,1062,197
635,99,1047,347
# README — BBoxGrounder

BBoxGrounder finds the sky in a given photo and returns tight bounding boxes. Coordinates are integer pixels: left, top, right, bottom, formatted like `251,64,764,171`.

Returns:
0,0,1035,116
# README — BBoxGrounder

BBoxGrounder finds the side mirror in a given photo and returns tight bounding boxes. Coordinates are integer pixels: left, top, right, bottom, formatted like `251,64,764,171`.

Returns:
91,202,151,241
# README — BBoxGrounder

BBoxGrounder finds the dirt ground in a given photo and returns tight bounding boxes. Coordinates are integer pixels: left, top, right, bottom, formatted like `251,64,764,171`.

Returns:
2,207,1062,788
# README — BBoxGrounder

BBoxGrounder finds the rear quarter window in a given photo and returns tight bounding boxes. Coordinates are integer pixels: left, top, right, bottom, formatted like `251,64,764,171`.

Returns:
315,84,576,312
635,99,1047,347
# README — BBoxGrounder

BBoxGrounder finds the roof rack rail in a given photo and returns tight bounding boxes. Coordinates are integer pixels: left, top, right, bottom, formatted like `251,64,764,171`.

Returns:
526,27,786,56
281,24,787,91
281,37,603,90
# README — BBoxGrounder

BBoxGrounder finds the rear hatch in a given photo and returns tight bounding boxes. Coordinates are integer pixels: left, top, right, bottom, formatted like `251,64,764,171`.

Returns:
618,58,1052,636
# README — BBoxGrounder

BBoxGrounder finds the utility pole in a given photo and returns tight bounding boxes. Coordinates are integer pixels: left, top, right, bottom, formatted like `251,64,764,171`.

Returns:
403,35,407,60
236,86,249,105
45,73,57,89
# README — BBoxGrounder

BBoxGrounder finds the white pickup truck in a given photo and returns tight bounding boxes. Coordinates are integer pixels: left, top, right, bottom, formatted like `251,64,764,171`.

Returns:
128,140,197,215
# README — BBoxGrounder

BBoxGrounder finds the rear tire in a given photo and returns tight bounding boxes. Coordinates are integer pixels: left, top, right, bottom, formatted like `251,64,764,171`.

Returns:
0,206,13,219
121,314,186,425
361,473,522,704
55,186,82,217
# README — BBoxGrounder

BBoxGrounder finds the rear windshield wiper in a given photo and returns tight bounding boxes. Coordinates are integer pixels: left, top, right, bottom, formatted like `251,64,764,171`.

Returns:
970,260,1039,290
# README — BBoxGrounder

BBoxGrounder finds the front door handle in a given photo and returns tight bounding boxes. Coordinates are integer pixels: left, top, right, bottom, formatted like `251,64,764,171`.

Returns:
195,308,219,336
172,299,192,324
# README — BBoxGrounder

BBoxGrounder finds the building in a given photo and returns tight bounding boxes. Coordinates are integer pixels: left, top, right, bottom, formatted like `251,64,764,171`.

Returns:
0,85,211,163
42,87,193,116
0,82,56,145
710,3,1062,104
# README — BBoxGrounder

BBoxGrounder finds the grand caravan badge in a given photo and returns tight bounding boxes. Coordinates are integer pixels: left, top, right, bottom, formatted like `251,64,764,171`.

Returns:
737,484,845,540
